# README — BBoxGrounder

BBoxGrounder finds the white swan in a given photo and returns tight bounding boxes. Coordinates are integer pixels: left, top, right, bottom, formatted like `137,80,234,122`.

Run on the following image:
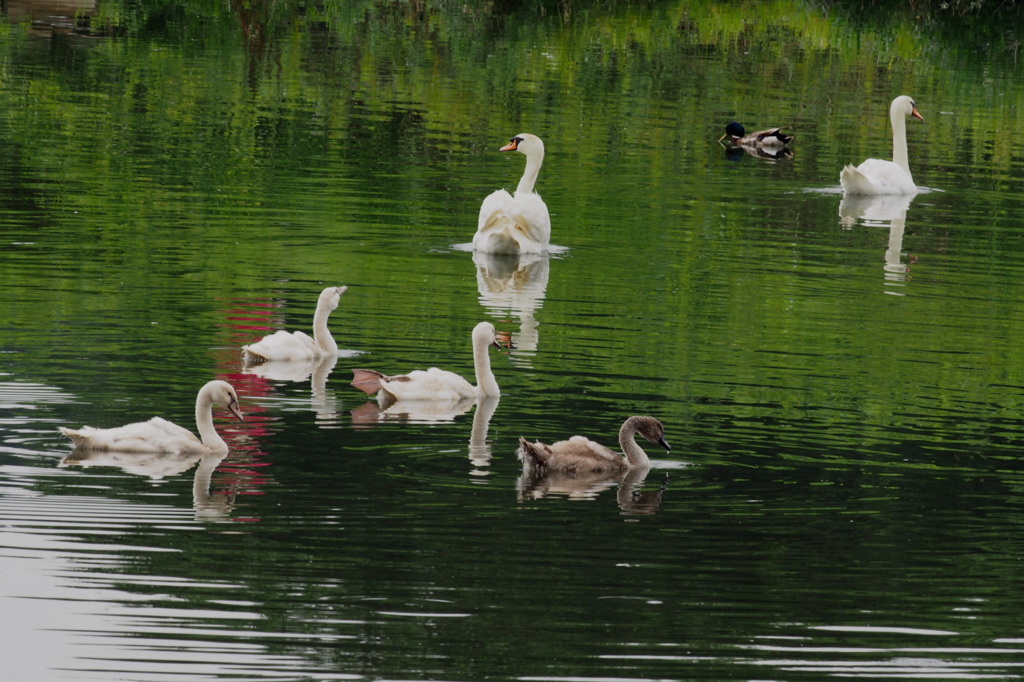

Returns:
474,133,551,255
242,286,348,362
59,380,244,455
518,416,670,474
351,321,503,402
840,95,923,195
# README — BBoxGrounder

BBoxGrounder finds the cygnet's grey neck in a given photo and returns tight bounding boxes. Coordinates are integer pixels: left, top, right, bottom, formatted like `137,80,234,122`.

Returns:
619,417,652,468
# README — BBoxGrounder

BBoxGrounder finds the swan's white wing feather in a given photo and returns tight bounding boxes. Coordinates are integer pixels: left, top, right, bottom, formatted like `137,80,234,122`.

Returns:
60,416,204,454
243,330,321,362
475,190,550,254
841,159,916,195
510,192,551,245
478,189,514,228
379,367,476,402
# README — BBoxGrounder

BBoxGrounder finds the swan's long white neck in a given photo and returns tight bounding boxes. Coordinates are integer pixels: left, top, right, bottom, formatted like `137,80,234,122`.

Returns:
891,103,912,182
195,389,228,452
473,336,500,397
618,418,652,468
312,299,338,354
515,147,544,196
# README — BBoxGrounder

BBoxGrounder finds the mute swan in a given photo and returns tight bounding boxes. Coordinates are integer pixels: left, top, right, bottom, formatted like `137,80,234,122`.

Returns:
840,95,923,195
243,286,348,362
59,380,244,455
720,122,794,148
518,415,670,474
351,321,503,402
474,133,551,255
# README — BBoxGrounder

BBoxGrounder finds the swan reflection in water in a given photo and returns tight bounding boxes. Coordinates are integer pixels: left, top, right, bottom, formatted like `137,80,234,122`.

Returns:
351,396,501,478
59,449,236,521
517,465,670,516
839,192,918,295
243,354,342,426
473,250,551,367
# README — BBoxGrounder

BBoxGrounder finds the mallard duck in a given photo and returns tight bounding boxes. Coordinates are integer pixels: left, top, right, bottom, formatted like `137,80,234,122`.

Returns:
840,95,923,195
720,122,794,148
518,415,670,474
474,133,551,255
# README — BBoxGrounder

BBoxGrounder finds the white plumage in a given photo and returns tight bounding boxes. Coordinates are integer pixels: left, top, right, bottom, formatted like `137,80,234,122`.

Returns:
474,133,551,255
243,286,348,362
840,95,923,195
351,321,503,403
59,380,244,455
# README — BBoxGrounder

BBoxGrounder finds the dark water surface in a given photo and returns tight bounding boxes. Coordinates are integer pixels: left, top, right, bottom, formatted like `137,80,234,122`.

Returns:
4,2,1024,680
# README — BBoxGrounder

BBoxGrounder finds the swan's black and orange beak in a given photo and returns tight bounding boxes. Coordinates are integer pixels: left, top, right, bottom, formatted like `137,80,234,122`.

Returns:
911,105,924,121
500,137,521,152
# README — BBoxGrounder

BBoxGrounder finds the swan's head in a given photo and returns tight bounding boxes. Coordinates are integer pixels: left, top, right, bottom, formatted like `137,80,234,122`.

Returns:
203,380,245,422
318,285,348,311
472,321,503,350
500,133,544,157
629,416,670,451
721,121,745,140
892,95,924,122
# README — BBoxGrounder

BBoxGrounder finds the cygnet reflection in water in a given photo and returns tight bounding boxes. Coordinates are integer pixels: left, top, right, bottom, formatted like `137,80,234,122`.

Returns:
350,396,500,479
244,354,341,425
351,394,477,424
517,465,669,516
60,449,237,521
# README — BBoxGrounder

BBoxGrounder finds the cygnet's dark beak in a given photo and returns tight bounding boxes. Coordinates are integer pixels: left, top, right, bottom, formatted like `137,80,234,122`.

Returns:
658,436,670,451
228,398,244,422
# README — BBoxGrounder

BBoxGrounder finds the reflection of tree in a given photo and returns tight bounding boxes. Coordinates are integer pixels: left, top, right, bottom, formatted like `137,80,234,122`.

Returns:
228,0,280,89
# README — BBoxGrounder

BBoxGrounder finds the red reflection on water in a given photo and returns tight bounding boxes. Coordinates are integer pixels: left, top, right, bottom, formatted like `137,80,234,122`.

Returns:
204,296,290,522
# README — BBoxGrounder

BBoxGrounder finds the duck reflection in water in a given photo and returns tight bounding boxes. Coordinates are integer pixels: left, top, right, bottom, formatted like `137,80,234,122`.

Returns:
473,250,549,368
243,354,341,425
839,192,918,295
723,144,793,162
516,416,672,514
